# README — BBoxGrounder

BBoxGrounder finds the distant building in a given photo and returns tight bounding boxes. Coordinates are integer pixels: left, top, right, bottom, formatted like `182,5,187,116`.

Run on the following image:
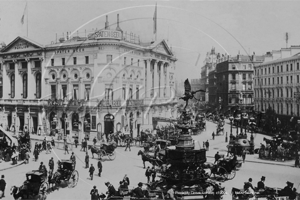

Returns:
254,45,300,116
190,79,205,100
200,48,219,102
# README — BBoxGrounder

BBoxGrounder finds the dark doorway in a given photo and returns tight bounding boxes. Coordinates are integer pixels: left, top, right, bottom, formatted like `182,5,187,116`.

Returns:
84,113,91,140
32,116,38,134
104,114,114,138
60,113,67,135
7,115,11,130
129,112,133,137
19,115,24,131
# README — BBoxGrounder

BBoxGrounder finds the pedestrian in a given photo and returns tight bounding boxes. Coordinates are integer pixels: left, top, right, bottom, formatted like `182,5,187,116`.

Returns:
124,136,131,151
90,185,99,200
74,138,78,148
123,174,130,186
151,166,156,182
51,137,55,147
295,152,299,167
81,139,85,151
205,140,209,151
212,132,215,140
89,164,95,180
70,152,76,168
242,149,246,163
0,175,6,198
64,142,69,154
93,137,97,146
145,166,151,183
85,152,89,168
98,160,102,177
25,151,30,164
48,157,54,174
34,147,39,161
214,152,220,164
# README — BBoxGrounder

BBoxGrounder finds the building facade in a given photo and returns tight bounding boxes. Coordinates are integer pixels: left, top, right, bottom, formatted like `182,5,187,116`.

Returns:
0,14,177,140
254,46,300,116
215,54,264,113
190,79,205,100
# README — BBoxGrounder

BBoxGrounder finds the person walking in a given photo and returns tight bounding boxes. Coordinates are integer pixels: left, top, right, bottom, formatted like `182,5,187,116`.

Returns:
145,166,151,183
124,136,131,151
214,152,221,164
90,186,99,200
89,164,95,180
70,152,76,168
205,140,209,151
48,157,54,175
151,166,156,182
93,137,97,146
81,139,85,151
212,132,215,140
85,152,89,169
74,138,78,148
0,175,6,198
242,149,246,163
98,160,102,177
51,137,55,147
64,142,69,154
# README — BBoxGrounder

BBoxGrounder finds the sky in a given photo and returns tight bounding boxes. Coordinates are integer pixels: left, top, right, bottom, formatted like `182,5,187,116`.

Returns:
1,0,300,81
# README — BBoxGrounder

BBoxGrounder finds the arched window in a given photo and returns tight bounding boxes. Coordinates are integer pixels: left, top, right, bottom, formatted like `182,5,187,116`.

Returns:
10,73,15,98
36,73,41,98
23,73,27,98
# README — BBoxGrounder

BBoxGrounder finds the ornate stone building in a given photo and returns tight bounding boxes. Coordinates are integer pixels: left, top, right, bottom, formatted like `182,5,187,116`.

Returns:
0,14,177,140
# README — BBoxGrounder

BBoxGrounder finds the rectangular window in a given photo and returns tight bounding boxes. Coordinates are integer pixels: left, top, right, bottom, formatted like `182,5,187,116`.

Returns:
272,77,274,84
268,68,270,74
281,65,283,72
281,77,283,84
272,67,274,73
51,59,54,66
91,116,96,130
243,74,246,80
73,57,77,65
277,77,279,84
21,62,27,69
62,58,65,66
105,85,113,100
291,63,293,71
277,66,279,73
85,56,89,64
287,76,289,83
62,85,67,99
298,63,299,70
107,55,112,63
124,57,126,65
85,84,91,100
231,84,236,90
136,86,139,99
0,85,2,98
286,64,289,71
131,58,133,65
129,85,133,99
232,73,236,80
73,84,78,100
9,63,15,70
34,61,41,68
291,76,293,83
242,83,246,90
298,75,299,83
248,83,252,90
268,78,270,85
51,85,56,99
122,85,126,99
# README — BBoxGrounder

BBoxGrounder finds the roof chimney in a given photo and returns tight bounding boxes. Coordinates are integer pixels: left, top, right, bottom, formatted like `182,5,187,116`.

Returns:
116,14,122,32
105,15,109,30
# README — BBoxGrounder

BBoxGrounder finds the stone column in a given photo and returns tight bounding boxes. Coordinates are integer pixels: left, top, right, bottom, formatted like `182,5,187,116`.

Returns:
2,62,10,99
15,61,22,99
165,63,170,98
153,60,159,97
27,60,35,99
146,59,151,98
160,62,165,99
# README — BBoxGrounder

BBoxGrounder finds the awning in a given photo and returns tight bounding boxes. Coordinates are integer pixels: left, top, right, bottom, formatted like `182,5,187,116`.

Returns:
0,126,18,146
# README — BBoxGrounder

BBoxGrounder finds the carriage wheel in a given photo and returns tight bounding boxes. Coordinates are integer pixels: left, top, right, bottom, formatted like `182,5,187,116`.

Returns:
39,181,49,194
218,166,228,180
226,170,236,180
68,170,79,188
108,151,116,160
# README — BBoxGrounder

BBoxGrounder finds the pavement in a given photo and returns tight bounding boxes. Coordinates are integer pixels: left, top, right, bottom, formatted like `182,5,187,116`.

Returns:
0,120,297,172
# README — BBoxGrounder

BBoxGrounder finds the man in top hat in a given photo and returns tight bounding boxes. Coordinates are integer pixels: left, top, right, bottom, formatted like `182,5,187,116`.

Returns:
90,185,99,200
0,175,6,198
257,176,266,191
280,181,294,197
105,182,117,198
133,182,144,198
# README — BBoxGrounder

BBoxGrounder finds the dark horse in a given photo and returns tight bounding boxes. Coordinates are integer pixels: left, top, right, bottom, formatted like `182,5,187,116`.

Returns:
10,185,47,200
88,145,101,159
137,150,161,169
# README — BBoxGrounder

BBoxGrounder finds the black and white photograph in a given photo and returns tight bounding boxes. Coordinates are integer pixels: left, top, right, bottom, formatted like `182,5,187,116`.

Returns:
0,0,299,200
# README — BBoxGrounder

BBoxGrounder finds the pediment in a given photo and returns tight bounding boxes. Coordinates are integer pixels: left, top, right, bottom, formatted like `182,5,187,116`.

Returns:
1,36,43,53
151,40,173,56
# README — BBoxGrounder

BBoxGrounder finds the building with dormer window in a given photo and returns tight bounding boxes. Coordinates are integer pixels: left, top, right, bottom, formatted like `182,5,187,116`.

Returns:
0,14,177,140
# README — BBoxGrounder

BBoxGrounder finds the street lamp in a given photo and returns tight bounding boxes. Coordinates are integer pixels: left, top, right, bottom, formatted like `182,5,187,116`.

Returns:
229,116,234,140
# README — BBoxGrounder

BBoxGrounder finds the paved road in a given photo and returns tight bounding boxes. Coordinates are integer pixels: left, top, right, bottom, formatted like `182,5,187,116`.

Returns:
1,120,300,200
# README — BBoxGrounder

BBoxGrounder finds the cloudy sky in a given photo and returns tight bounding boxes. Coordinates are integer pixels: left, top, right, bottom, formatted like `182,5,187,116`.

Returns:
0,0,300,81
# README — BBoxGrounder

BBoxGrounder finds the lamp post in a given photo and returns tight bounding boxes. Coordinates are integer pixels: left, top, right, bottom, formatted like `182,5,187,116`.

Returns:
229,116,234,141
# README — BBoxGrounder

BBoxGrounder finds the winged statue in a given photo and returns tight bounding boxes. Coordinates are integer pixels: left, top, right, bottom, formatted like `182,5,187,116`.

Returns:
179,79,205,110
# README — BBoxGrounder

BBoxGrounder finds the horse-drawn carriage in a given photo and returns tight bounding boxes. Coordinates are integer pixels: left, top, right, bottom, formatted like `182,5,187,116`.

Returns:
11,170,48,200
206,156,240,180
50,159,79,188
88,142,117,160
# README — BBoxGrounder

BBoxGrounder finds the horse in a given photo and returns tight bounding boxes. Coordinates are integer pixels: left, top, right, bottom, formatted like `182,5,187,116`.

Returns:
137,150,161,168
88,145,101,159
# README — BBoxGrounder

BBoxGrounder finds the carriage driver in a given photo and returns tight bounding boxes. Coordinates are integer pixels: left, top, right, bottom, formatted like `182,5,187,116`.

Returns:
257,176,266,191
